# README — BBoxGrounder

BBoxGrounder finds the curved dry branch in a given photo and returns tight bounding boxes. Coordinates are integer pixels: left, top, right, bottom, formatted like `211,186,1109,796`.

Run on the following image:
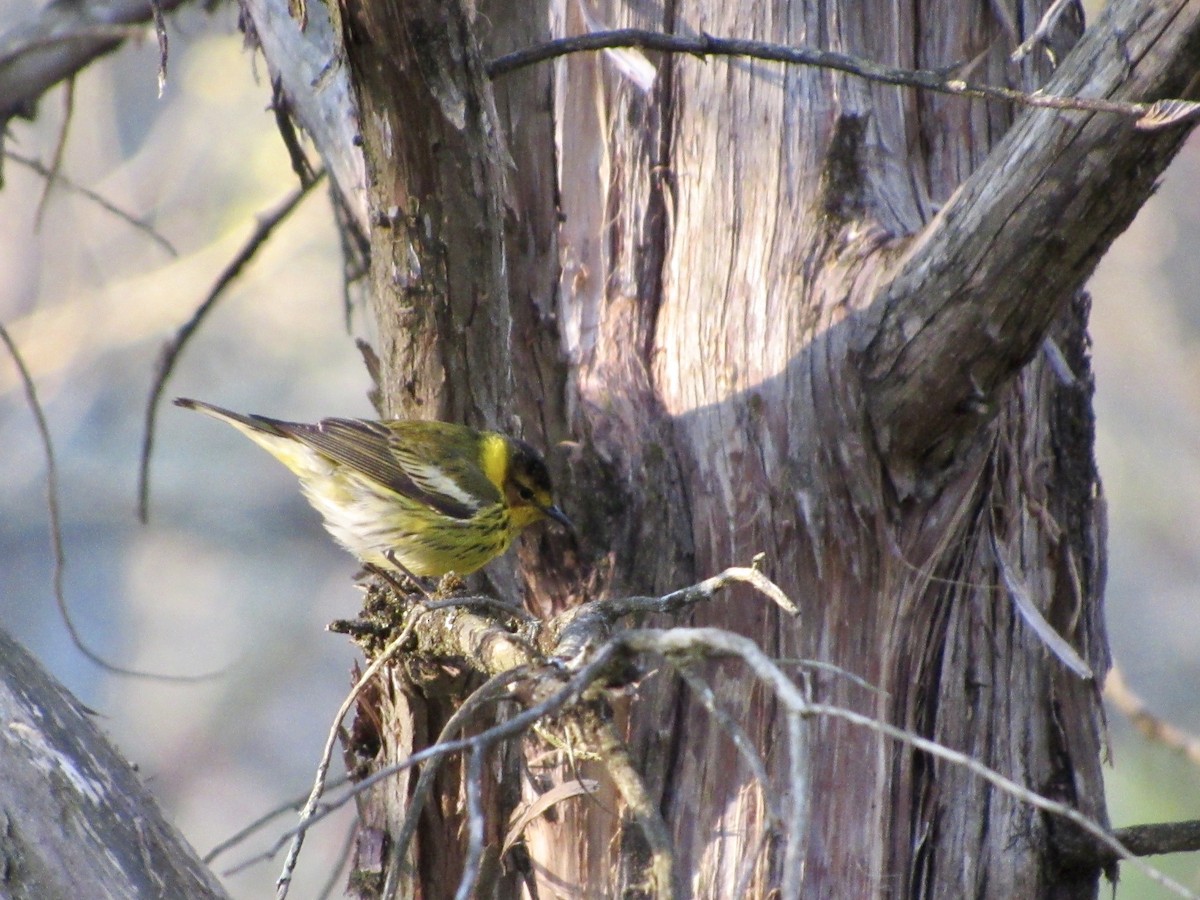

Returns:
138,174,324,524
381,667,530,899
2,322,217,682
239,567,1200,896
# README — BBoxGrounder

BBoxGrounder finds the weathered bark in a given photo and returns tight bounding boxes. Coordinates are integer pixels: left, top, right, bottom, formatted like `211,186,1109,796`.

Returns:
290,0,1200,896
0,627,230,900
4,0,1198,895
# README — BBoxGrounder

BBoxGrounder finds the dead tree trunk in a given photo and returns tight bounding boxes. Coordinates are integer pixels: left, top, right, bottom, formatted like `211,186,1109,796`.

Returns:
253,0,1200,895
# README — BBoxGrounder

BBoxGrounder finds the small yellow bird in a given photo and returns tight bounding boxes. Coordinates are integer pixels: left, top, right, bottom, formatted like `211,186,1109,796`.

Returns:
175,398,572,577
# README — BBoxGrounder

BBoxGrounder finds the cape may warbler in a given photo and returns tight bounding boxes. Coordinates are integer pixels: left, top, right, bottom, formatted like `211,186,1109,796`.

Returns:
175,398,572,577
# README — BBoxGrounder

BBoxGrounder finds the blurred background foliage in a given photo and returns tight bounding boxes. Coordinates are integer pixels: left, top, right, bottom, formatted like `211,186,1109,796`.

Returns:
0,2,1196,897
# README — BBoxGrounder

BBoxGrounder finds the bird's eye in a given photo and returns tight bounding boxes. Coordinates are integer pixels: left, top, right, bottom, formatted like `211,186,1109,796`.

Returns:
517,484,535,501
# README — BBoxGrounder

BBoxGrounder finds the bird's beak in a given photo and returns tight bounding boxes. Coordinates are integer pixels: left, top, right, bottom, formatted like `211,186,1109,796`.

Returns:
544,504,574,532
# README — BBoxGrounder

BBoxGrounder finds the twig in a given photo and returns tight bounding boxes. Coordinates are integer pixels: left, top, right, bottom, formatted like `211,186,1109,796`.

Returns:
620,626,1196,899
0,0,190,126
278,593,526,898
1012,0,1077,63
677,665,787,893
1109,821,1200,860
4,25,153,52
553,564,798,663
1105,665,1200,768
233,643,624,878
203,773,351,864
271,76,317,188
808,701,1197,898
993,533,1093,679
382,667,530,899
775,657,886,696
6,151,177,256
486,29,1199,131
633,565,798,617
1,322,217,681
678,668,782,828
149,0,168,96
275,602,419,898
620,629,811,899
33,77,74,228
588,714,676,899
137,173,324,523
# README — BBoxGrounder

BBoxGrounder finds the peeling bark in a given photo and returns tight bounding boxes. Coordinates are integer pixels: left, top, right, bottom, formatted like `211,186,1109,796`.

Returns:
312,0,1200,896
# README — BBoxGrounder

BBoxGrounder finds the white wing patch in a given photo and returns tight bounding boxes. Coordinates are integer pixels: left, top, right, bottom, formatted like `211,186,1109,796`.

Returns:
404,459,483,513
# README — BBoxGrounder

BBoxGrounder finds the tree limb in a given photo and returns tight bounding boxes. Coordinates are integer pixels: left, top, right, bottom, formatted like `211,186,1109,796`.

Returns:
853,0,1200,491
0,0,193,128
0,627,229,899
487,27,1195,128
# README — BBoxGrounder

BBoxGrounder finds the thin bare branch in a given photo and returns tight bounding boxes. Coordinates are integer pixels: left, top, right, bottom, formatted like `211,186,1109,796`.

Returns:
621,626,1196,899
993,532,1094,679
486,29,1198,131
6,150,177,255
33,76,74,228
553,564,798,663
1106,665,1200,768
138,173,324,524
588,715,677,899
148,0,167,96
678,668,782,827
233,644,623,878
275,600,416,899
333,188,371,332
1110,821,1200,860
1010,0,1077,63
811,700,1197,897
616,565,799,618
1,321,218,682
203,773,351,864
676,665,793,893
776,657,886,696
270,75,317,188
383,667,530,900
279,592,528,898
621,629,811,898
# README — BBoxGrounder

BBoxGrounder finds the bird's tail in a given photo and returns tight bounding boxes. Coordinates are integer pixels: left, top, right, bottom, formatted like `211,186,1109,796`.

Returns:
174,398,327,480
174,397,288,435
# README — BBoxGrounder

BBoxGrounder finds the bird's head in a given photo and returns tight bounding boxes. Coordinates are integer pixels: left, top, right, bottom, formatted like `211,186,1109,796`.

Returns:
502,438,573,532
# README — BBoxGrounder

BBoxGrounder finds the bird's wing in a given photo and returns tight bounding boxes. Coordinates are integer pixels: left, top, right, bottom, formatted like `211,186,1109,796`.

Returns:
278,418,492,520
